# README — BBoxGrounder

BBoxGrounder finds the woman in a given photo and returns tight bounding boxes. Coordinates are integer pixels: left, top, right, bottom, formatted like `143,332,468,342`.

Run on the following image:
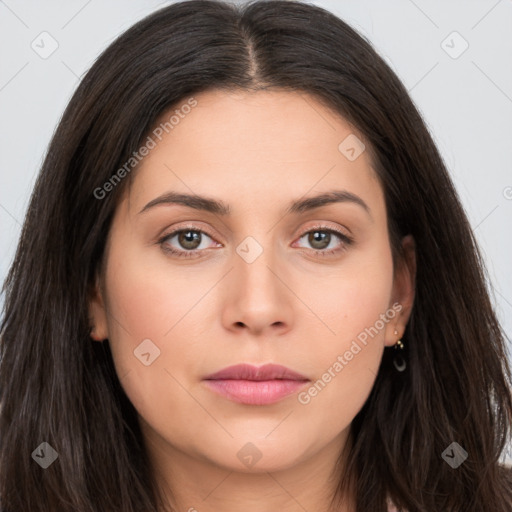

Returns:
1,1,511,511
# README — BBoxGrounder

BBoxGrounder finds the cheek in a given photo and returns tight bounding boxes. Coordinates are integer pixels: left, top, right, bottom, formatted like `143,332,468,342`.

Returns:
101,248,208,437
104,236,212,342
295,246,394,425
310,244,394,345
101,241,204,392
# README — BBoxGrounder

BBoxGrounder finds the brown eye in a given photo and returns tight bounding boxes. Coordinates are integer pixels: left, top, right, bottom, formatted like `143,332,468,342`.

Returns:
307,230,332,250
176,230,202,250
294,226,353,258
158,227,218,259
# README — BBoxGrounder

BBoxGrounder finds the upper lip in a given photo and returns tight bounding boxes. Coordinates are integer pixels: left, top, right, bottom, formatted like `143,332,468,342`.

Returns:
203,363,309,381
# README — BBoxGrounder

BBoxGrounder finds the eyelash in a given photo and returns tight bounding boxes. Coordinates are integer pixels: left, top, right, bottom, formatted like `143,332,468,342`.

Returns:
157,224,354,259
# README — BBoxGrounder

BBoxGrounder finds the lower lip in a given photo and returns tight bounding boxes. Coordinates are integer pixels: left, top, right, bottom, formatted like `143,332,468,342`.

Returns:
203,379,309,405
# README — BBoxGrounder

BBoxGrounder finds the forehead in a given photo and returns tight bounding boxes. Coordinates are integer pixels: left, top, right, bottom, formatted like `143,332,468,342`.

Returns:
123,88,384,220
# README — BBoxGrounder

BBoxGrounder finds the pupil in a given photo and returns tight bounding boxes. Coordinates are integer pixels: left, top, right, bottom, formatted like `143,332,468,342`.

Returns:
310,231,329,249
180,230,200,249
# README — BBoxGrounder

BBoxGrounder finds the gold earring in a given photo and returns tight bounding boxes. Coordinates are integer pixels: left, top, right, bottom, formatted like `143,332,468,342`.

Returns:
393,329,406,372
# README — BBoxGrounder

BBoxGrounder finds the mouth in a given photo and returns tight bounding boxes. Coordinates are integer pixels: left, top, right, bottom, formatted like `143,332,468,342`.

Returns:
202,363,310,405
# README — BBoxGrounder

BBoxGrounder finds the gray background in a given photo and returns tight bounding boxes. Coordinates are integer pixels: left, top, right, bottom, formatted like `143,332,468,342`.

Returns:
0,0,511,464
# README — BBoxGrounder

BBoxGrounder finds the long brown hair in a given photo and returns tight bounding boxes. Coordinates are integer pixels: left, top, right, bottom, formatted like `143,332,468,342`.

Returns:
1,1,511,510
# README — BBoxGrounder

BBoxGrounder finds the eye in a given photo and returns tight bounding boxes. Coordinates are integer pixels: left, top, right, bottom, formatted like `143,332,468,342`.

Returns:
157,224,353,259
294,225,353,257
158,227,219,259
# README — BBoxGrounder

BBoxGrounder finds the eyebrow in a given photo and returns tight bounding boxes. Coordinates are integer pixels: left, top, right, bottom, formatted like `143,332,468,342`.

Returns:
138,189,371,218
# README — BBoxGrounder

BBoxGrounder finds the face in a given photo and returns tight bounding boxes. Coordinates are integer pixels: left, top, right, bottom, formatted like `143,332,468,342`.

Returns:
89,89,415,479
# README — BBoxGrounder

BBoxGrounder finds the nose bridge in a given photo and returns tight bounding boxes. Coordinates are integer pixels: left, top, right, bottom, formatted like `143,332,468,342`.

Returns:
233,232,281,295
224,229,292,330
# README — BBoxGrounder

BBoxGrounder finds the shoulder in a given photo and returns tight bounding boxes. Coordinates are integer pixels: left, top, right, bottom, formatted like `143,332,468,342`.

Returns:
388,503,407,512
387,497,398,511
387,496,405,512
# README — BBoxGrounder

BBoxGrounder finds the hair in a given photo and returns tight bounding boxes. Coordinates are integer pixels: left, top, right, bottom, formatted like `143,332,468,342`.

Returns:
1,0,511,510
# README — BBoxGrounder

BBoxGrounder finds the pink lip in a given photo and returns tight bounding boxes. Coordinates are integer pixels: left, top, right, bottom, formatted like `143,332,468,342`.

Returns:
203,363,310,405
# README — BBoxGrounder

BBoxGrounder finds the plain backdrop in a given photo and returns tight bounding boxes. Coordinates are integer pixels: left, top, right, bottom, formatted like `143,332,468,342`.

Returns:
0,0,511,464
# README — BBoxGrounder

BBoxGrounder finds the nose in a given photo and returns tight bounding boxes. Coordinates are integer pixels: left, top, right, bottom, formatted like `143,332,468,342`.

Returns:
220,237,294,337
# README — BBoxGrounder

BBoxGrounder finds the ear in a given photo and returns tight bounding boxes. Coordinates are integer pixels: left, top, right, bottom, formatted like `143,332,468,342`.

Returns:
384,234,416,347
88,273,109,342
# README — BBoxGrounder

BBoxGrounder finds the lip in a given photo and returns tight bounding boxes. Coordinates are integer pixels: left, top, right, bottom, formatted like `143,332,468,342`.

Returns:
203,363,310,405
204,363,309,381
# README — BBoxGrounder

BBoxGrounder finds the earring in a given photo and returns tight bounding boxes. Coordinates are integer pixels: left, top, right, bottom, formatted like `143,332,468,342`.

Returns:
393,329,406,372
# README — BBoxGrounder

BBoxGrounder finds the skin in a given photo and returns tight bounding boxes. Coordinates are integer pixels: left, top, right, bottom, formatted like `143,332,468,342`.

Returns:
89,89,416,512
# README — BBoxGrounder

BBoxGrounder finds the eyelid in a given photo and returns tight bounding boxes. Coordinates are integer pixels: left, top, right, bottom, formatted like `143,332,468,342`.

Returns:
156,221,219,242
158,220,351,241
158,223,220,247
294,220,352,239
